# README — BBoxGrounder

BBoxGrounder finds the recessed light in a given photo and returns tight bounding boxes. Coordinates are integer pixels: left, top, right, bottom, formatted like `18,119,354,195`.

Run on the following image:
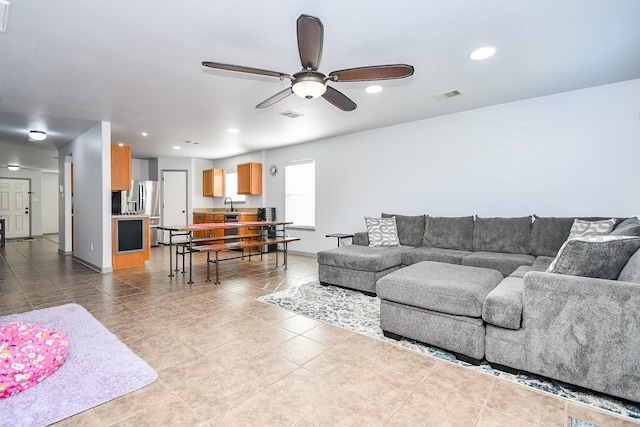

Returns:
226,128,239,133
470,46,496,60
28,130,47,141
365,85,383,94
173,146,181,150
7,165,19,171
141,132,148,137
118,143,124,146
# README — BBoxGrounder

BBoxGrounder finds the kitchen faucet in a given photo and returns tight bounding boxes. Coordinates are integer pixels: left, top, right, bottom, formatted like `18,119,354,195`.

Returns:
224,197,235,212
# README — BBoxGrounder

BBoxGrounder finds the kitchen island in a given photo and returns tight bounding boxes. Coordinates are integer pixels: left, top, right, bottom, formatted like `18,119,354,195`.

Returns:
112,215,150,270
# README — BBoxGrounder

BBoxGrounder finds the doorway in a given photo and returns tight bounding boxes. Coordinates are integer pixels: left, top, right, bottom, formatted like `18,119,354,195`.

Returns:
0,178,31,239
160,170,188,242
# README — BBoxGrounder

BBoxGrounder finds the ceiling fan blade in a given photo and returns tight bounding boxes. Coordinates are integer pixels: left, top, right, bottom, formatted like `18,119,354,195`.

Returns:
202,61,290,79
329,64,414,82
322,86,357,111
256,87,293,109
297,14,323,71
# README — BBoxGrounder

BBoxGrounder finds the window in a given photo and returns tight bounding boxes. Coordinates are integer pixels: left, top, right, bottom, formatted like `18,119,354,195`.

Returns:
224,171,245,203
285,160,315,228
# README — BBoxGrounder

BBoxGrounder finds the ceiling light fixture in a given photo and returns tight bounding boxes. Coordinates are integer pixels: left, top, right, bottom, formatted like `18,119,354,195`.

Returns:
226,128,239,133
292,72,327,99
365,85,383,94
470,46,496,61
172,146,181,150
7,165,19,171
28,130,47,141
141,132,148,137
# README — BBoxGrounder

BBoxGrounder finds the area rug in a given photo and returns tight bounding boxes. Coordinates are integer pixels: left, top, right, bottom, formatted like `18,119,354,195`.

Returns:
0,303,157,427
257,282,640,421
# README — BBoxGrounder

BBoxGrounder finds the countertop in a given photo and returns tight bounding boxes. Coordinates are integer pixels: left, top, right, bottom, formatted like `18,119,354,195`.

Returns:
192,208,258,214
112,214,149,218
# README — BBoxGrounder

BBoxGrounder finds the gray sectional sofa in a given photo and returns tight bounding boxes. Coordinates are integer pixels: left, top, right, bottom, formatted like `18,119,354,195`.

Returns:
317,214,640,403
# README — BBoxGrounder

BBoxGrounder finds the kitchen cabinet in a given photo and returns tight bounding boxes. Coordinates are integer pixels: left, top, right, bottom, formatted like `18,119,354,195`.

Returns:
192,213,207,238
111,144,132,191
237,162,262,195
112,216,150,270
203,168,224,197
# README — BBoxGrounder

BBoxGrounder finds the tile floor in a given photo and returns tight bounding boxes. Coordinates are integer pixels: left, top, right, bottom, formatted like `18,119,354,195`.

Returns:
0,237,638,426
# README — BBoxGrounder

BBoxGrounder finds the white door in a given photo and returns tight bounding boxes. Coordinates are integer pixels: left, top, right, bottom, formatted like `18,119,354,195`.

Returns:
0,178,30,238
161,170,188,242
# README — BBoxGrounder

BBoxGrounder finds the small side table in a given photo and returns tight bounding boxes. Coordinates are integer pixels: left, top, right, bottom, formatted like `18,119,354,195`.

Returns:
326,233,354,247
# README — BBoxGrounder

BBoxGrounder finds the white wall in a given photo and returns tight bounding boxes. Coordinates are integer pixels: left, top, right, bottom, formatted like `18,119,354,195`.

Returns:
214,79,640,255
42,171,59,233
58,122,112,271
131,158,150,181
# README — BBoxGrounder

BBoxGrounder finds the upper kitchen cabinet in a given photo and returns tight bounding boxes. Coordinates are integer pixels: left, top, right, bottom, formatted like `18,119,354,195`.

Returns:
203,168,224,197
237,162,262,195
111,144,132,191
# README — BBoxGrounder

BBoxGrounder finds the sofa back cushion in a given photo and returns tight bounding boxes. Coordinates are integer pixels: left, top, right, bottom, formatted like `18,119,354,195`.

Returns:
473,216,532,254
530,216,625,257
381,213,425,247
610,216,640,237
423,216,474,250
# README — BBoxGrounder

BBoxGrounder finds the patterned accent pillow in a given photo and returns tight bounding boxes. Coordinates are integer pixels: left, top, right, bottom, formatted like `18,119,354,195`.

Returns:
365,216,400,247
546,235,640,279
567,218,615,240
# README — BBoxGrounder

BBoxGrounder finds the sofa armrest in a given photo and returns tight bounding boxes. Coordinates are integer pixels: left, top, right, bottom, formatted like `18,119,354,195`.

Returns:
353,231,369,246
522,271,640,401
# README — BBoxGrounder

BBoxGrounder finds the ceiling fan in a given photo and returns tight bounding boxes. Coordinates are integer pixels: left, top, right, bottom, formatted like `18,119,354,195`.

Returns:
202,14,414,112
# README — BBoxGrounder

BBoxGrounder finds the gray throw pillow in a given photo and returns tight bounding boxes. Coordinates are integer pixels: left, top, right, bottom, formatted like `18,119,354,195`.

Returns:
618,248,640,283
547,236,640,279
365,216,400,247
473,216,532,254
381,213,425,247
423,216,474,250
610,217,640,237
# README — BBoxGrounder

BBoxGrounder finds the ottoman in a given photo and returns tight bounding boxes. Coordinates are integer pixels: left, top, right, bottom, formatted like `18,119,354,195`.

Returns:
376,261,503,363
317,245,410,295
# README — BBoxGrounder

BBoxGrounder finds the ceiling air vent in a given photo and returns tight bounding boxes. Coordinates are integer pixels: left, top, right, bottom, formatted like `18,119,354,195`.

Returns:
0,1,9,33
434,89,463,100
279,110,303,119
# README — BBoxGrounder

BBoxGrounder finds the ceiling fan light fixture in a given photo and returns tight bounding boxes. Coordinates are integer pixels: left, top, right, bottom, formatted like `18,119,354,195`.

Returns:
365,85,383,94
7,165,19,171
28,130,47,141
292,76,327,99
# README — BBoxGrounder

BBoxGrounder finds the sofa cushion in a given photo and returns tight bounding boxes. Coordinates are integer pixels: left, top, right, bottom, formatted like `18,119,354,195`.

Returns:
472,216,532,254
317,245,406,272
423,215,474,250
381,213,425,247
567,218,615,240
618,248,640,283
462,252,534,277
483,277,524,330
529,216,622,257
401,247,472,266
365,216,400,247
610,217,640,237
376,261,503,318
547,236,640,279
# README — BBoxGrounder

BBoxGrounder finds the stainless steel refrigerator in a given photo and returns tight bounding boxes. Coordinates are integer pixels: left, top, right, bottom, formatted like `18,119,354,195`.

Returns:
122,180,161,246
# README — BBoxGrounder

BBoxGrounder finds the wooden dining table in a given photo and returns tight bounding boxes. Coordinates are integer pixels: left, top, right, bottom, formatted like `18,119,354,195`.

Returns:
157,221,298,284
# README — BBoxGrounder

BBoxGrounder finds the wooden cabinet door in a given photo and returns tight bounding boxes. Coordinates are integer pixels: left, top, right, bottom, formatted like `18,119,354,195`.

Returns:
213,214,224,238
237,163,262,195
192,213,207,238
203,169,224,197
111,145,131,191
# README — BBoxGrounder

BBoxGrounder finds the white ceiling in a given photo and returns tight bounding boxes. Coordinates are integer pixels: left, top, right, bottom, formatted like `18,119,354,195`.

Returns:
1,0,640,172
